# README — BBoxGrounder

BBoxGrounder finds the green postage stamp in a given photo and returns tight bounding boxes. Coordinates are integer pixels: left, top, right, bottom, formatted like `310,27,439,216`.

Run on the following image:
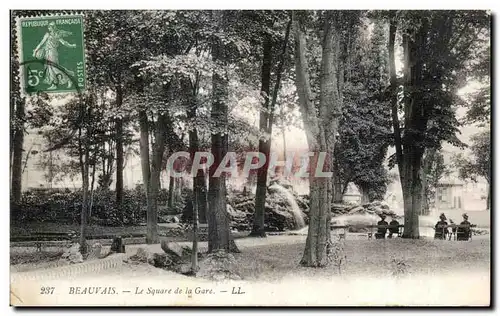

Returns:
17,14,86,94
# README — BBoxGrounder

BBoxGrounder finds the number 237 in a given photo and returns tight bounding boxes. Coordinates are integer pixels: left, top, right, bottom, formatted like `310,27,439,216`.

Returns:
40,287,55,295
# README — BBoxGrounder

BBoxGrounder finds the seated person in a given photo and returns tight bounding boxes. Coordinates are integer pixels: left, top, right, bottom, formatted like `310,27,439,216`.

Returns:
375,214,388,239
388,218,400,238
434,213,449,240
457,213,471,241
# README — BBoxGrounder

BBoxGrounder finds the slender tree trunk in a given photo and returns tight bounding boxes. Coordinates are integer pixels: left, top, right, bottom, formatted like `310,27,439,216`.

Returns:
191,188,199,272
359,186,370,204
147,113,168,244
78,111,91,255
168,176,175,208
389,15,421,238
486,183,490,210
388,15,404,180
187,99,207,224
89,163,96,219
282,125,287,162
79,155,89,254
251,34,272,237
332,157,343,202
195,172,207,224
294,11,343,267
207,13,235,252
421,149,436,215
400,19,429,238
11,98,25,204
139,110,153,242
115,84,124,220
251,16,292,237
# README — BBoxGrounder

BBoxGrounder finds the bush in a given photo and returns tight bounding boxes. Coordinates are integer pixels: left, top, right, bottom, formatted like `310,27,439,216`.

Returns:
11,187,166,226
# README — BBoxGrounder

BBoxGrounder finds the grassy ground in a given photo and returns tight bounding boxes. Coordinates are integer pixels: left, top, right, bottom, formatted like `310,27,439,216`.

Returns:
231,237,490,281
11,223,490,281
10,250,63,265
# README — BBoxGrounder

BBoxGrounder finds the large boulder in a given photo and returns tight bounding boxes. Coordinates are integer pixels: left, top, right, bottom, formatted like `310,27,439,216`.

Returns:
161,241,185,259
60,243,84,264
151,253,181,270
228,189,307,232
127,247,153,264
86,242,102,260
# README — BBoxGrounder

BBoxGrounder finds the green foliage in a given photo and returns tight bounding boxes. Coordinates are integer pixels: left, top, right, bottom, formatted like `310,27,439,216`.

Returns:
399,11,489,151
336,18,392,201
454,129,490,184
10,187,172,225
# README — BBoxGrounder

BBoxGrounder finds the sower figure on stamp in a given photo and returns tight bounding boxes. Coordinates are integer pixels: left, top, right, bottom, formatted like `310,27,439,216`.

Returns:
375,214,388,239
32,22,76,90
434,213,449,240
457,213,471,241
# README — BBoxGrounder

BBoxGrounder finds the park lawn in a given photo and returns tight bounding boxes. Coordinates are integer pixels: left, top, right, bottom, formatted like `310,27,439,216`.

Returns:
231,237,490,281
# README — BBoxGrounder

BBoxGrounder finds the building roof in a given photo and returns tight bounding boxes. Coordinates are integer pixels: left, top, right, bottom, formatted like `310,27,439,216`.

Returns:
438,175,465,186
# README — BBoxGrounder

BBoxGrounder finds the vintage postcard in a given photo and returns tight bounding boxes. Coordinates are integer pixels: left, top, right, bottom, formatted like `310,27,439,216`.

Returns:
9,9,491,307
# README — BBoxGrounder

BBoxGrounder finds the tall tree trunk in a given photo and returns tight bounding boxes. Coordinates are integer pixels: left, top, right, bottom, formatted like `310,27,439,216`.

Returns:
251,16,292,237
421,148,436,215
399,18,429,238
389,14,420,238
78,107,91,255
187,98,207,224
191,188,199,272
251,34,272,237
332,156,344,202
168,176,175,208
294,11,343,267
486,183,490,210
359,186,370,204
388,14,404,182
139,110,153,242
89,163,96,219
79,154,89,254
11,98,25,204
282,125,287,162
115,84,124,220
207,13,235,252
147,113,168,244
188,90,201,271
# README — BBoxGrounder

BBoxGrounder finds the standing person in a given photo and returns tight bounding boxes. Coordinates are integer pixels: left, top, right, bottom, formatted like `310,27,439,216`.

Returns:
457,213,471,241
449,219,458,240
434,213,449,240
388,218,400,238
375,214,388,239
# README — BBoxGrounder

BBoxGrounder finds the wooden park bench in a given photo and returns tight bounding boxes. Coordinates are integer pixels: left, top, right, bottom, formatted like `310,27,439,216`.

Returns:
330,224,404,240
10,231,149,251
366,225,404,239
435,224,476,241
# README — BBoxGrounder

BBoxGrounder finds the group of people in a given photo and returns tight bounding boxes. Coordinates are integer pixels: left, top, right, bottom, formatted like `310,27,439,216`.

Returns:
434,213,472,241
373,212,472,241
375,214,400,239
